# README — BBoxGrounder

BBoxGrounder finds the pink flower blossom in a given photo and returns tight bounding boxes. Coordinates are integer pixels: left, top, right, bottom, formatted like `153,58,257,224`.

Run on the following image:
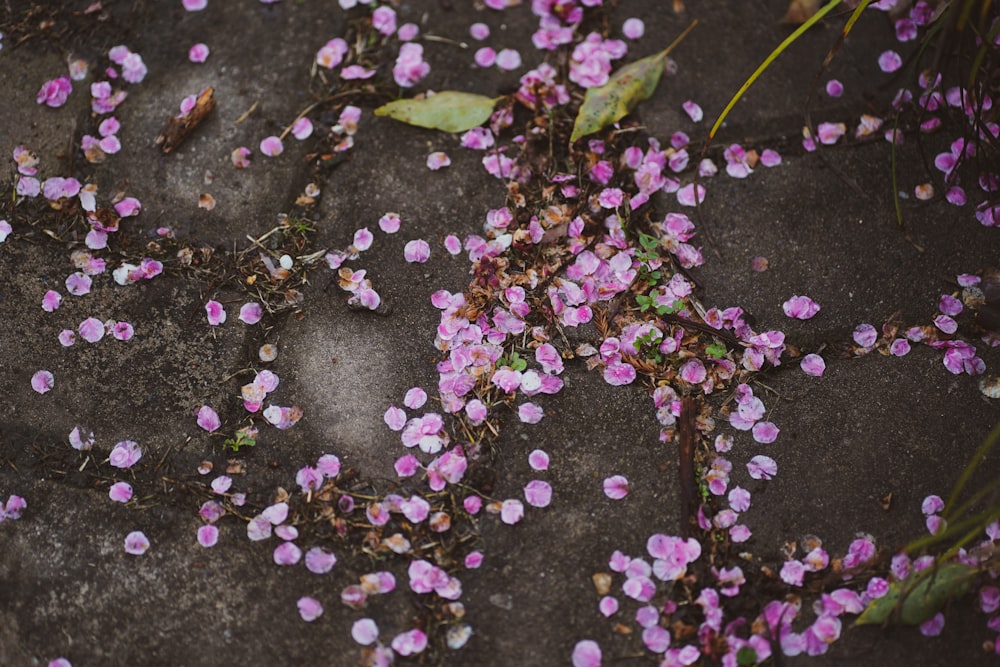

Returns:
398,23,419,41
878,50,902,73
603,361,635,385
205,300,226,325
679,359,707,384
184,0,208,9
77,317,104,343
783,295,820,319
853,323,878,347
500,498,524,524
31,370,55,394
394,43,430,87
273,541,302,565
391,629,428,656
296,596,323,622
496,48,522,71
469,22,490,40
528,449,549,470
384,406,406,430
403,387,427,409
599,596,619,617
352,618,379,645
747,455,777,480
372,5,397,36
475,47,497,67
292,117,313,140
305,546,337,573
623,18,645,40
124,530,150,555
597,187,624,208
37,76,72,107
111,322,134,341
110,440,142,469
109,482,133,503
677,183,706,206
197,524,219,547
259,136,283,157
197,405,221,432
231,146,252,168
340,65,376,80
919,612,944,636
316,38,348,69
188,43,210,63
826,79,844,97
69,427,94,451
760,149,782,167
572,640,602,667
800,353,825,376
518,402,544,424
65,272,92,295
524,480,552,508
404,239,431,263
781,560,806,586
603,475,629,500
427,151,451,170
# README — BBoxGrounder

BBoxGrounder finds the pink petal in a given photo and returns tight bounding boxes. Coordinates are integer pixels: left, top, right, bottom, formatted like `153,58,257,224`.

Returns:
528,449,550,470
259,136,283,157
297,596,324,622
124,530,150,555
603,475,629,500
205,300,227,325
31,370,55,394
572,640,602,667
197,405,221,432
800,353,826,377
197,524,219,547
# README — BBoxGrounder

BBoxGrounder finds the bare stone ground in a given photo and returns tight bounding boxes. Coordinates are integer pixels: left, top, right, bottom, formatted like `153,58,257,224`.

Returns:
0,1,998,666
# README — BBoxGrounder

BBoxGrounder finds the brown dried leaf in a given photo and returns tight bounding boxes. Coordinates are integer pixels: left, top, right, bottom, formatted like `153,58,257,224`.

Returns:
782,0,820,24
156,87,216,154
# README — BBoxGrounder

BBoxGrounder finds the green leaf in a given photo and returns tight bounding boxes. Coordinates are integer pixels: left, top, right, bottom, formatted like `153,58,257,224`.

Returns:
856,562,978,626
570,21,697,143
705,343,727,358
374,91,502,133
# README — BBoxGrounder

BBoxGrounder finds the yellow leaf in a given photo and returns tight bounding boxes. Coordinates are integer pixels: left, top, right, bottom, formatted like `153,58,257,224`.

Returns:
570,21,697,143
374,91,502,134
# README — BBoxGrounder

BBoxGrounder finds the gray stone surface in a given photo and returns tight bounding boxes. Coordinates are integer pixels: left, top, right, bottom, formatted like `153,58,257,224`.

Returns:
1,1,998,666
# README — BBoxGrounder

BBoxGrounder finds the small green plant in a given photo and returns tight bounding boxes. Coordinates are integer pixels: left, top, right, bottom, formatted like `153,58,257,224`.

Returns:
224,427,258,453
705,342,727,359
635,328,665,364
498,350,528,371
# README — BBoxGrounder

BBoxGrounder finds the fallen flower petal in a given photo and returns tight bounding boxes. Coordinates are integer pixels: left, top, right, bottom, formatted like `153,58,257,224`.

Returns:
500,498,524,524
197,405,221,432
800,353,826,377
783,295,821,319
352,618,379,645
205,300,227,325
109,440,142,469
197,524,219,547
603,475,629,500
31,370,55,394
747,455,778,480
109,482,133,503
297,596,323,622
572,639,602,667
124,530,150,555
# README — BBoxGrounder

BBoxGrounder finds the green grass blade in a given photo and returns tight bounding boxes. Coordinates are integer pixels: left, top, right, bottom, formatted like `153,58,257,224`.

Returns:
944,422,1000,521
708,0,843,142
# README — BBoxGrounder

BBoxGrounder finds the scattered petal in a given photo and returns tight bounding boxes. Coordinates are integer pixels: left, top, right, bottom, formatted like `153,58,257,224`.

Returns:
603,475,629,500
31,370,55,394
124,530,150,555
